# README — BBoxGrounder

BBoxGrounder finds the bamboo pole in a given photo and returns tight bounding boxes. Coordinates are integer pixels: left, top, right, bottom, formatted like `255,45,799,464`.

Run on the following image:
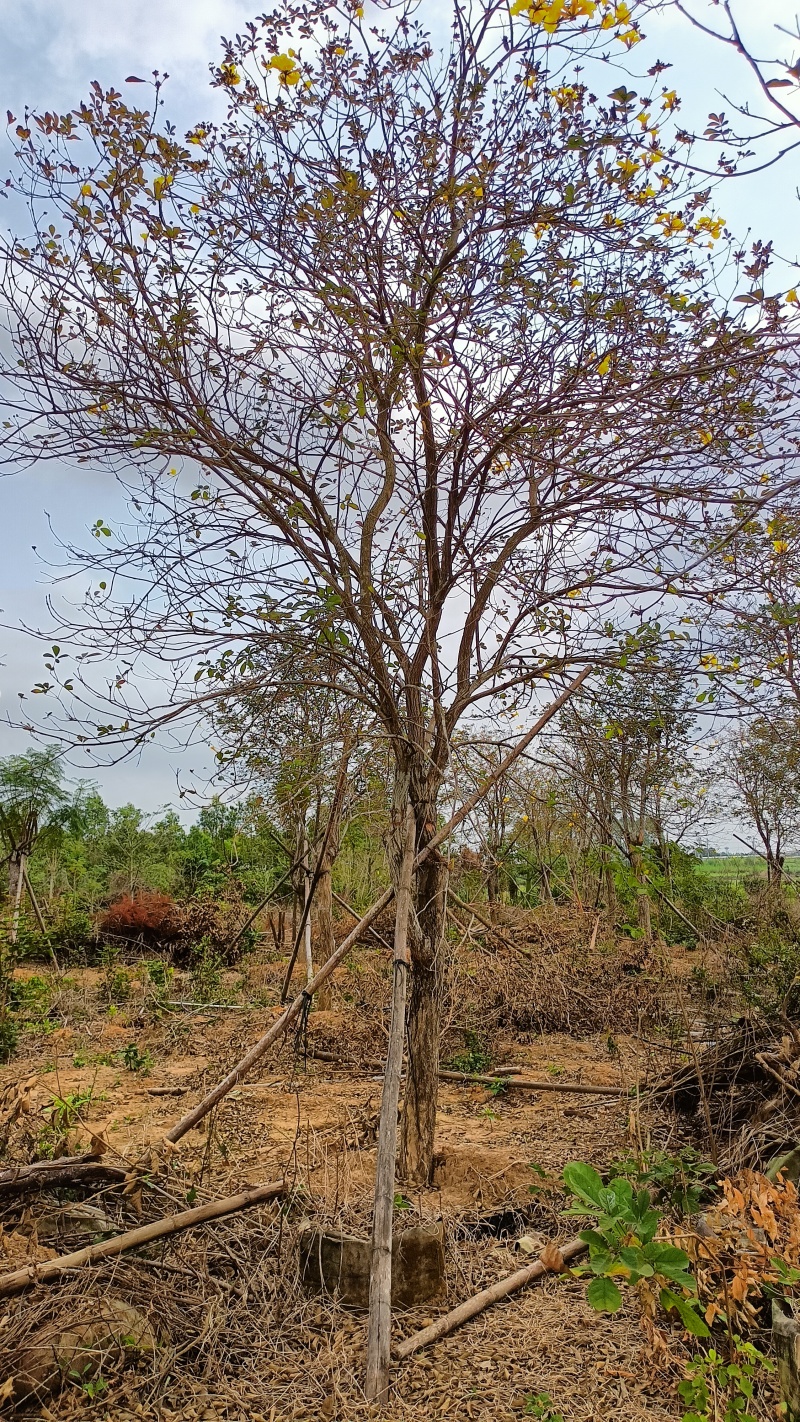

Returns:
393,1237,587,1360
437,1069,630,1095
164,668,592,1144
366,804,416,1402
0,1181,285,1295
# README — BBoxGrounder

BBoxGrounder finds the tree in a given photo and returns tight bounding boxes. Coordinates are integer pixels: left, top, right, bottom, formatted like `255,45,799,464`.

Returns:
724,708,800,885
0,747,69,942
700,500,800,712
560,648,698,935
1,0,795,1179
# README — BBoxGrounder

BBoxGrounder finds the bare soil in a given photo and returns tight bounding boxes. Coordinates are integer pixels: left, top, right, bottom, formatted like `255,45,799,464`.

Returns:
0,920,708,1421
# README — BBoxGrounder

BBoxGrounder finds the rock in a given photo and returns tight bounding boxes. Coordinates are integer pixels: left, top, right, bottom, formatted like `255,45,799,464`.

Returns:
300,1224,445,1309
12,1298,157,1402
774,1299,800,1422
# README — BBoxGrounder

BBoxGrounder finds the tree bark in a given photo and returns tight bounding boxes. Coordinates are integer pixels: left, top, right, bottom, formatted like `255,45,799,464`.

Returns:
365,803,415,1402
399,811,448,1186
628,840,651,939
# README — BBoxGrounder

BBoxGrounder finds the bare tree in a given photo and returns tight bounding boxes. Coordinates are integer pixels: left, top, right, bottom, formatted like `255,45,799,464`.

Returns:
725,707,800,885
1,0,795,1178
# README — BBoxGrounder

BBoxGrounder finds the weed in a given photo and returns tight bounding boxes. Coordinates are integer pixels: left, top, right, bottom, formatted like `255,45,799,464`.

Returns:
563,1161,708,1334
144,958,173,996
100,945,132,1004
190,937,223,1003
523,1394,564,1421
10,974,53,1021
393,1192,412,1211
608,1147,716,1216
46,1087,94,1133
121,1042,153,1074
678,1338,773,1422
449,1029,492,1075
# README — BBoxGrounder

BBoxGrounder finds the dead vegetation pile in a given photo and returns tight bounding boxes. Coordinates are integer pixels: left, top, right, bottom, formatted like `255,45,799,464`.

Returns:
653,1020,800,1173
98,891,252,964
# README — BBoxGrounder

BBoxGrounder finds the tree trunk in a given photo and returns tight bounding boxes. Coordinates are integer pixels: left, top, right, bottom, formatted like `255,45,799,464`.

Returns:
399,812,448,1186
628,841,651,939
8,851,26,946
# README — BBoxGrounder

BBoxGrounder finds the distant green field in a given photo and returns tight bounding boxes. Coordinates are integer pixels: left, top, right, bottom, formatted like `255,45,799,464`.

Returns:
697,855,800,879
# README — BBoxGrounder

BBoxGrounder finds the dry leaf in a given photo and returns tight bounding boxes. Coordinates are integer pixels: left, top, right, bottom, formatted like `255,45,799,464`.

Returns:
539,1242,565,1272
516,1234,540,1255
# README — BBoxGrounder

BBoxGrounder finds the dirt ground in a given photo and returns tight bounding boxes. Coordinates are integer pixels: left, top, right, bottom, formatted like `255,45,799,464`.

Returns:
0,928,712,1421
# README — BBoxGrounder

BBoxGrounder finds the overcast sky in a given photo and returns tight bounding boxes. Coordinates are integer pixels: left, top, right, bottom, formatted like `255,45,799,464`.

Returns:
0,0,797,816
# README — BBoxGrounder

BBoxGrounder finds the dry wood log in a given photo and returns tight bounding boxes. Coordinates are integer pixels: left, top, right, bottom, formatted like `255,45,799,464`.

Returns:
146,1086,188,1097
393,1237,588,1359
0,1156,128,1199
164,669,591,1145
437,1069,630,1095
0,1180,285,1295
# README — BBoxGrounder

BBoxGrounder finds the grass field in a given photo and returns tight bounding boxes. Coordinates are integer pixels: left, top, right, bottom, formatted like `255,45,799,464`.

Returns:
698,854,800,880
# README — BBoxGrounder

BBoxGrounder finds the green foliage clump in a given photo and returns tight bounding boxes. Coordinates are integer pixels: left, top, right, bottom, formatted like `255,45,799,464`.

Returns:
121,1042,153,1073
562,1161,708,1335
678,1339,772,1422
190,937,223,1003
738,927,800,1017
99,946,132,1004
608,1147,717,1216
448,1030,492,1076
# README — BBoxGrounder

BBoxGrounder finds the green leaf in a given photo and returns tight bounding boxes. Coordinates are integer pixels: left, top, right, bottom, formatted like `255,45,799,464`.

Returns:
578,1228,610,1251
563,1161,605,1208
586,1276,622,1313
660,1288,710,1337
619,1247,653,1276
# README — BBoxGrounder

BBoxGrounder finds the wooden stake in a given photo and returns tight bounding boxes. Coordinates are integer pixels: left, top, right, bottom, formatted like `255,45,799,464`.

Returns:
164,669,592,1144
393,1237,587,1360
366,804,416,1403
0,1180,285,1295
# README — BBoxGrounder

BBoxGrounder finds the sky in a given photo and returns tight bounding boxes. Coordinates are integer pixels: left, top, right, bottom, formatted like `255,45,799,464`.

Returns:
0,0,797,817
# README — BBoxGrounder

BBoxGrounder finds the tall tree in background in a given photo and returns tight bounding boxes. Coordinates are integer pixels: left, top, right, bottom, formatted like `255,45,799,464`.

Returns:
0,748,68,942
724,708,800,885
1,0,796,1178
561,651,697,935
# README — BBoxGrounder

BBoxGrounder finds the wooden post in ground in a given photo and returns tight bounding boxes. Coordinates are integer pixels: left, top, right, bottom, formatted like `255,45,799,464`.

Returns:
365,804,416,1403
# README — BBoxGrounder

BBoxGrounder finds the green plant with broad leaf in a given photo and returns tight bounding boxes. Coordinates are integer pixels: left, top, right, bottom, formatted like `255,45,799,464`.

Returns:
562,1162,709,1336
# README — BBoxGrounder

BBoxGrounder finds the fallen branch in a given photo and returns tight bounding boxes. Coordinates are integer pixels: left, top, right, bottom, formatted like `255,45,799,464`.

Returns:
146,1085,188,1097
164,669,592,1144
163,1000,251,1012
393,1237,587,1359
438,1069,630,1096
0,1157,128,1200
0,1180,285,1295
755,1052,800,1103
